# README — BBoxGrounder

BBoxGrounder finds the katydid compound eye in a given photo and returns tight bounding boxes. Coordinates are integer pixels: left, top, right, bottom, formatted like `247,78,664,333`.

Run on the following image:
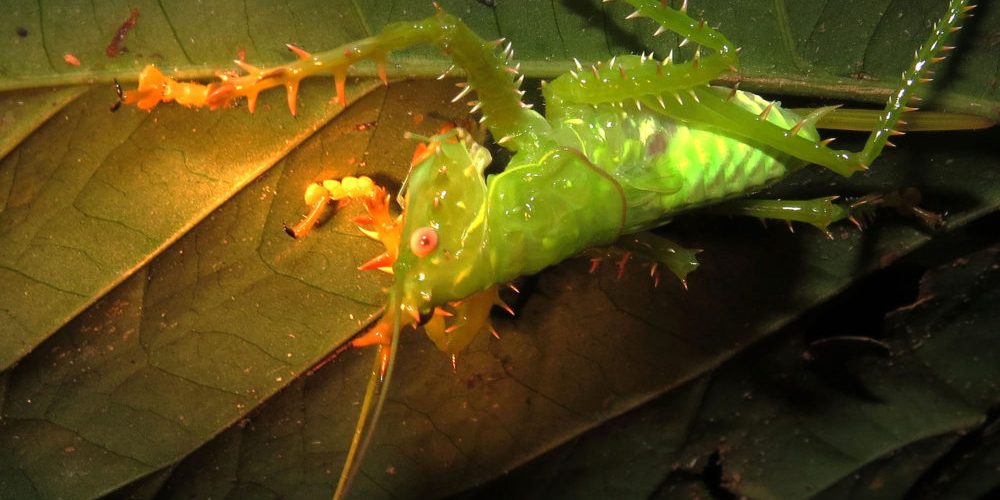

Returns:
409,227,438,257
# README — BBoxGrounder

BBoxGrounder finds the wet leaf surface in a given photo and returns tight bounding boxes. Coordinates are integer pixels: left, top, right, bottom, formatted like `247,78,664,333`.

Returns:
463,247,1000,499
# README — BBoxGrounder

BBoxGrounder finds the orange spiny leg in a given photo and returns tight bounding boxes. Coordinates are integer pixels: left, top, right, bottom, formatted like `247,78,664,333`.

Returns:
122,65,217,111
355,186,403,272
588,233,701,289
422,285,510,356
122,11,550,150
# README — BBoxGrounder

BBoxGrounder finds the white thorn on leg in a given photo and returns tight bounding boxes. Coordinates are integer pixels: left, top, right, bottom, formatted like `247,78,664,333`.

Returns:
451,85,473,103
437,64,455,80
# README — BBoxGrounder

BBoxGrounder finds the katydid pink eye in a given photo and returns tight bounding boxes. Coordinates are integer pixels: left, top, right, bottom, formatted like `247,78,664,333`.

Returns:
409,227,438,257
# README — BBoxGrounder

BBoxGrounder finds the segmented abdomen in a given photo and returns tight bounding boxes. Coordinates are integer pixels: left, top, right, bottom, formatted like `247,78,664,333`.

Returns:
553,87,819,232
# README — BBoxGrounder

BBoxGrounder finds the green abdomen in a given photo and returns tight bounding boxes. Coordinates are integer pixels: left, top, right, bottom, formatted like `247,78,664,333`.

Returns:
554,88,819,232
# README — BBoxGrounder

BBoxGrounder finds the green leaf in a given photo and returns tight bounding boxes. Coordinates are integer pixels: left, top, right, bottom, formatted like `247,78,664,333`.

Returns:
2,0,997,117
0,79,473,497
0,1,997,499
0,81,385,369
464,247,1000,499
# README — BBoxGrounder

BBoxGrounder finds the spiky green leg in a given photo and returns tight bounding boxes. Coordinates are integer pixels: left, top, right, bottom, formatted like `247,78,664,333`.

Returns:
650,0,972,176
709,197,851,236
556,0,973,178
545,0,737,118
549,0,739,106
711,189,946,235
857,0,976,165
793,108,995,132
617,0,737,53
685,0,971,175
607,232,701,288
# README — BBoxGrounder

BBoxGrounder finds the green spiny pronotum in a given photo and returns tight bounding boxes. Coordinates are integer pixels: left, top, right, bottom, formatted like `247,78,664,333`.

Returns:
120,0,986,497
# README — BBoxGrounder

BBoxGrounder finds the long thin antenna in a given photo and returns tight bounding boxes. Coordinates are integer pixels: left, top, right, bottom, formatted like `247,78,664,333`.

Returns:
334,296,402,499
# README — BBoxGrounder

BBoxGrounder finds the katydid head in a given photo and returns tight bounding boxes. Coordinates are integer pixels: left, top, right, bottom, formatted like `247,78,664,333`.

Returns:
389,128,495,319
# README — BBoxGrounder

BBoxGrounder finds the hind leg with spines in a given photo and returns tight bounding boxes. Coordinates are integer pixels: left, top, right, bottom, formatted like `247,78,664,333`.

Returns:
545,0,738,119
546,1,860,174
708,198,852,238
709,188,946,237
127,8,550,151
622,232,702,289
589,232,702,289
569,0,974,177
422,285,514,370
694,0,971,176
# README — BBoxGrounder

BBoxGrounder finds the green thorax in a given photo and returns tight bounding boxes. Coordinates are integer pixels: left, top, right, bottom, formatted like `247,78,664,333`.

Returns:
393,132,627,312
